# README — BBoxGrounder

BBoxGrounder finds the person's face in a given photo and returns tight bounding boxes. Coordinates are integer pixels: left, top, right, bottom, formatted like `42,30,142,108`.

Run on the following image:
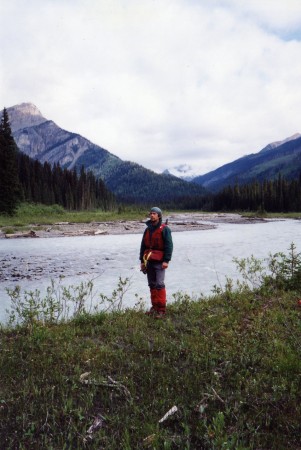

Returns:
149,211,159,223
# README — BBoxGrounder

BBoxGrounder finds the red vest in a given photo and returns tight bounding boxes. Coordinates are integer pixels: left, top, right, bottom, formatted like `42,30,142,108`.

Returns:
143,224,166,261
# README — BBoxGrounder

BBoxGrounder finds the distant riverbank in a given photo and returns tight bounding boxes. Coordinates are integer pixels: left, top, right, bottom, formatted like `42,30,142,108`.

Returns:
1,212,270,239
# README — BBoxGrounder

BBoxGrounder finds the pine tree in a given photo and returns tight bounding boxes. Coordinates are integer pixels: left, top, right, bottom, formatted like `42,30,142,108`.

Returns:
0,108,21,215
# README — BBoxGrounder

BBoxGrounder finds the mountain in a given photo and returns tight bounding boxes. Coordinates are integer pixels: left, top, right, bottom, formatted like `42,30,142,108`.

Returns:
8,103,122,179
191,134,301,192
162,164,202,181
6,103,206,203
8,103,48,130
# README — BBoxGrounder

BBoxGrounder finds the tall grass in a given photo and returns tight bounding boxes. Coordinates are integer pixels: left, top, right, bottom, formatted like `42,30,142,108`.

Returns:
0,202,147,228
1,246,301,448
1,202,300,229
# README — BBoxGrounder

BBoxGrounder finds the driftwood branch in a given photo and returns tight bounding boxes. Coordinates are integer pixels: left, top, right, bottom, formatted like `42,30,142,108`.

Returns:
211,387,225,404
158,405,178,423
5,230,38,239
80,372,132,400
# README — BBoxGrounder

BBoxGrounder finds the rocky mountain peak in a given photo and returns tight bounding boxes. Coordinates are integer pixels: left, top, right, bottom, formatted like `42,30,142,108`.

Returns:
5,102,47,132
260,133,301,153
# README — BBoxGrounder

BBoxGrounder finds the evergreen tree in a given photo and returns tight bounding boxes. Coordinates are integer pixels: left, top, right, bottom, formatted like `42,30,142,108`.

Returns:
0,108,21,215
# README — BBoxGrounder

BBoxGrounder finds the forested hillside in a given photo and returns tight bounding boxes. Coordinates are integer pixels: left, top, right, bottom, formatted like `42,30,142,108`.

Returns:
17,153,116,211
0,108,116,214
172,173,301,212
192,134,301,192
104,160,207,206
211,174,301,212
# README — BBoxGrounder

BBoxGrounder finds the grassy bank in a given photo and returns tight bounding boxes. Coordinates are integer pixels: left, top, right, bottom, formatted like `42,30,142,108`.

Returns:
0,203,147,232
1,283,300,448
0,202,300,232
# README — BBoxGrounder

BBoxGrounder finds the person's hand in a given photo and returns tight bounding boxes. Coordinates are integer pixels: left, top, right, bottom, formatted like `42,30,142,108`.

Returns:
141,263,147,273
162,262,169,269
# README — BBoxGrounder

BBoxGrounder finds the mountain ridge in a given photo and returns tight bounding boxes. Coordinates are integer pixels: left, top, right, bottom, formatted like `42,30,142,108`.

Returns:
7,102,300,199
5,103,206,204
164,134,301,183
259,133,301,154
191,133,301,191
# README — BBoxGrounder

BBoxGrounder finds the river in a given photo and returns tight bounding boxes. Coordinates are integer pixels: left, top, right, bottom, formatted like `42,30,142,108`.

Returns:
0,219,300,323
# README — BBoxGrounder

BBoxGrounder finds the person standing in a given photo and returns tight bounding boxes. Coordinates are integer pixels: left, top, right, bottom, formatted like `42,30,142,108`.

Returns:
140,207,173,318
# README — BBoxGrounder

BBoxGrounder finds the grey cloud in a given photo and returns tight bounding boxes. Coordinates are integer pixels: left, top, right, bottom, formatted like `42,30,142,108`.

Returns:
1,0,301,175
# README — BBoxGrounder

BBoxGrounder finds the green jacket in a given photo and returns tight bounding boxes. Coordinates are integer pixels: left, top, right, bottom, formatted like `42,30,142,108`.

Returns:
140,219,173,263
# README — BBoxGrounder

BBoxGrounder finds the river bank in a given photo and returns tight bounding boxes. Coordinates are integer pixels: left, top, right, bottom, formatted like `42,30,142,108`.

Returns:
1,212,268,239
1,286,300,449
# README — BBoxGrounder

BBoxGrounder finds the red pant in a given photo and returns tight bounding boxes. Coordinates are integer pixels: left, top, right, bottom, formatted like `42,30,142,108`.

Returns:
150,288,166,313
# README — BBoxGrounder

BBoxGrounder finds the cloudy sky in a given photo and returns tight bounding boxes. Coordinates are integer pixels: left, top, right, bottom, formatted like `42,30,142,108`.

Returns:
1,0,301,175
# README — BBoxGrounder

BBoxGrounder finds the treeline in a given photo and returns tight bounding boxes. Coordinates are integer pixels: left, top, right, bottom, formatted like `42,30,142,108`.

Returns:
211,174,301,212
18,153,116,211
0,108,115,215
0,108,21,215
160,174,301,212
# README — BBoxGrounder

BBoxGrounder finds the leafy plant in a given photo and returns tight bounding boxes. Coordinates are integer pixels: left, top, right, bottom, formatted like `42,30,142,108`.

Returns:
212,243,301,298
5,276,132,328
271,242,301,291
2,227,15,234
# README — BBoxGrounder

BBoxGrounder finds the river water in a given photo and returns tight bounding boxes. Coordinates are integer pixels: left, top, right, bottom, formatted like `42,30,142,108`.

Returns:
0,219,300,323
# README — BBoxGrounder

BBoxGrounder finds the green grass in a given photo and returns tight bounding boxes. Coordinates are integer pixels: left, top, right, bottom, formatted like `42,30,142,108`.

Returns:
1,288,300,449
242,211,301,219
0,202,148,229
1,203,300,231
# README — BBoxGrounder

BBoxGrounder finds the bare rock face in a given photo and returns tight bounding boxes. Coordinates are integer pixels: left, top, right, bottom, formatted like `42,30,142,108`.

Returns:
4,103,119,175
6,103,48,132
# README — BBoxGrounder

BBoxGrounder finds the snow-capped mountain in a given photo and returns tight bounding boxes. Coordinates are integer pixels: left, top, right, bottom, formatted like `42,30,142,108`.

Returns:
162,164,203,181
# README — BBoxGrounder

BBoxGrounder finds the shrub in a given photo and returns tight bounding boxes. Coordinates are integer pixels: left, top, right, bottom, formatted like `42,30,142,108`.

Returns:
5,277,132,328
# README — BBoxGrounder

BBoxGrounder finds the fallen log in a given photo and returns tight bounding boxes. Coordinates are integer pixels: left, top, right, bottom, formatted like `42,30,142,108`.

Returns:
5,230,38,239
